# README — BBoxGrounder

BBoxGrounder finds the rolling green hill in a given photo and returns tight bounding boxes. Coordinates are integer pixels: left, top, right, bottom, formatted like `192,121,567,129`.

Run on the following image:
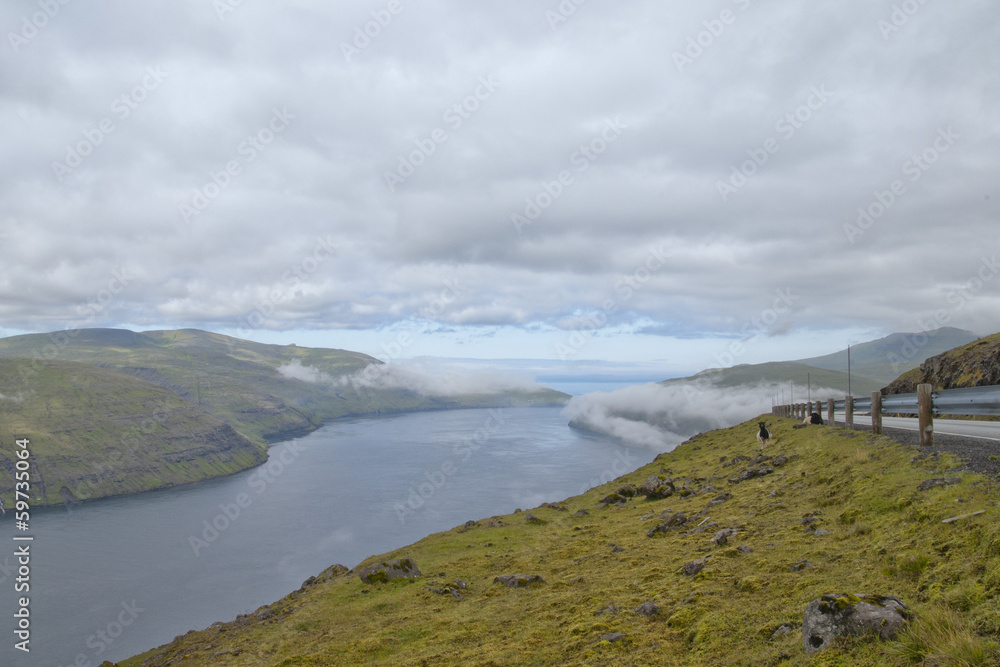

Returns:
0,358,265,506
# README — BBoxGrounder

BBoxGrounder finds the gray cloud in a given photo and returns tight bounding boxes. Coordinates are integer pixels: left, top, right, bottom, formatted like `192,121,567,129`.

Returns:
0,1,997,356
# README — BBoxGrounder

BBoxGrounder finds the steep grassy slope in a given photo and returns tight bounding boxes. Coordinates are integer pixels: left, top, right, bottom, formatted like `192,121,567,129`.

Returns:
883,331,1000,394
0,329,569,445
122,418,1000,666
0,358,264,506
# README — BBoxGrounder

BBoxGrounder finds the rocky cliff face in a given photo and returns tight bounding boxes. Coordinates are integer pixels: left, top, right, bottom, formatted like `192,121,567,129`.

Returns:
882,332,1000,394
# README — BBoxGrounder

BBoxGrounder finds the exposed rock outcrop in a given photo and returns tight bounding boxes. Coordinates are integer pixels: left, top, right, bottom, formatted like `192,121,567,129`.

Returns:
357,558,421,584
802,594,909,653
882,332,1000,394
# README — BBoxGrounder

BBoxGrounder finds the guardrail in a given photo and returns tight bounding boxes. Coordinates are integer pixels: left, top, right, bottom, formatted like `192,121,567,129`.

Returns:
773,383,1000,447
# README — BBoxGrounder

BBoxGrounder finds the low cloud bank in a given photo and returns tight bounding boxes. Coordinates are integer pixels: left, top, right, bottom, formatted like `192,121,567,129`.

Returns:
277,360,335,384
278,359,548,398
563,381,839,450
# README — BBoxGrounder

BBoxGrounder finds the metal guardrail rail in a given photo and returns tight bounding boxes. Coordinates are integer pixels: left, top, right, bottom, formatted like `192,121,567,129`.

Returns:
774,383,1000,447
829,385,1000,416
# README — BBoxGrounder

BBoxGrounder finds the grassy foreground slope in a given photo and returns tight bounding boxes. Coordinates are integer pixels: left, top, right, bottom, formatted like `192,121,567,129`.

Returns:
123,418,1000,666
0,358,264,506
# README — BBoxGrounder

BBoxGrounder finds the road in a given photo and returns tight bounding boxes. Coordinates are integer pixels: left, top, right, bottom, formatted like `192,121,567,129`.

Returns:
833,413,1000,441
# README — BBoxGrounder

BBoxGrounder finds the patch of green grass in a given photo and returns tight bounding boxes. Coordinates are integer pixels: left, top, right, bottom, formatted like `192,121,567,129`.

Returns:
890,607,1000,666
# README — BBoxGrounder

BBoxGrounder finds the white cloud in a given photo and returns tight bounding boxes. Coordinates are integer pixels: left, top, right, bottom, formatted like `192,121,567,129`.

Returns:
563,381,841,450
338,359,546,398
276,360,334,384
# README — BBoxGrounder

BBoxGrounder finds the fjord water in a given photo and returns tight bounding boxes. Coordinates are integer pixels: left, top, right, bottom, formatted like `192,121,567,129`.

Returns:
1,407,646,665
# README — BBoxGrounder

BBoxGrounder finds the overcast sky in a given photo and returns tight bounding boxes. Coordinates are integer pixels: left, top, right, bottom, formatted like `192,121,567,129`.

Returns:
1,0,997,376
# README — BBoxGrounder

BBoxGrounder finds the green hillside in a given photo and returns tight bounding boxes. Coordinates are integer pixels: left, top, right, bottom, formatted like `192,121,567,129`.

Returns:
121,416,1000,666
0,328,569,446
0,329,568,506
0,358,265,507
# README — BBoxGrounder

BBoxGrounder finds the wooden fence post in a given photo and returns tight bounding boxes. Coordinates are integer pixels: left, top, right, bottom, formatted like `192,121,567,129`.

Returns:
871,391,882,435
845,395,854,429
918,383,934,447
827,398,834,426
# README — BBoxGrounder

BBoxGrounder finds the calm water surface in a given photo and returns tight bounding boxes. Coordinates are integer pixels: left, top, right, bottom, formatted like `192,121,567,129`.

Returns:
0,407,649,665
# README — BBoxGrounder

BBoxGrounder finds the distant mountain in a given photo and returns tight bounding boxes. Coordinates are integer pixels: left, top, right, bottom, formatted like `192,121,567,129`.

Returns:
882,330,1000,394
794,327,979,386
663,361,882,397
657,327,979,395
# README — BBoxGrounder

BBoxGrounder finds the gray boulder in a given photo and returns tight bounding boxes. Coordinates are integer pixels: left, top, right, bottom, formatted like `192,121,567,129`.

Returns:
730,467,774,484
637,474,675,499
802,594,909,653
681,557,708,576
635,601,659,617
647,512,687,537
357,558,422,584
711,528,737,546
493,574,545,588
917,477,961,491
